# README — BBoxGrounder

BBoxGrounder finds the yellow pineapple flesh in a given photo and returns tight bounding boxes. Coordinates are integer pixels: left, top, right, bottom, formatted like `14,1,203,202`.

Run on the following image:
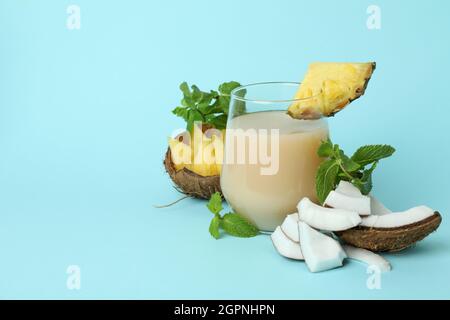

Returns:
168,125,224,177
288,62,376,119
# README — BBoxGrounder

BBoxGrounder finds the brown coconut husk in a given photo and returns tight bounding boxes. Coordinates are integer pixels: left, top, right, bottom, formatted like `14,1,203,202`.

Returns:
163,148,221,199
337,212,442,252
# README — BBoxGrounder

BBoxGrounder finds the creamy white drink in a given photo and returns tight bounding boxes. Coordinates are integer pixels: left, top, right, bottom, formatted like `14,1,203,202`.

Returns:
221,111,328,231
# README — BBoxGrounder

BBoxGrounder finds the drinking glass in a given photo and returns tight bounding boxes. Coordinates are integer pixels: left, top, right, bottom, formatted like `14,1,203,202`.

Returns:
220,82,329,231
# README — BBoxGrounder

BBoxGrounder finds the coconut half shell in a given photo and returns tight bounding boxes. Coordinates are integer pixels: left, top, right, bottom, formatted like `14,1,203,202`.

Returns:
337,212,442,252
163,148,221,199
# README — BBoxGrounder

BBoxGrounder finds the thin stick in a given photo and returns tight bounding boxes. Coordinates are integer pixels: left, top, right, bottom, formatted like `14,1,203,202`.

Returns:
172,185,186,194
153,195,190,208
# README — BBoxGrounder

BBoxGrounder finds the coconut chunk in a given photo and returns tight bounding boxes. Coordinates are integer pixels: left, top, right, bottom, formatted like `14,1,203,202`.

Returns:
325,190,371,216
298,197,362,231
344,245,391,272
280,213,300,243
299,222,346,273
335,180,362,197
369,196,392,216
271,226,304,260
360,206,435,228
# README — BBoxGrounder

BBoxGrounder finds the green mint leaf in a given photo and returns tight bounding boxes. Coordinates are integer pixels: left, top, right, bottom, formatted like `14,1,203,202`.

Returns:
215,95,232,114
317,139,334,157
352,177,372,195
230,85,247,117
216,82,241,115
204,90,219,108
186,110,204,132
172,106,189,122
209,215,221,239
179,83,194,109
316,139,396,200
316,159,340,204
351,178,366,195
338,172,350,179
351,162,377,195
221,213,259,238
190,85,202,102
333,144,341,156
351,145,395,166
207,192,223,215
233,100,246,117
205,114,227,130
174,81,241,130
341,155,361,172
360,161,377,194
179,82,191,97
197,101,213,114
218,81,241,95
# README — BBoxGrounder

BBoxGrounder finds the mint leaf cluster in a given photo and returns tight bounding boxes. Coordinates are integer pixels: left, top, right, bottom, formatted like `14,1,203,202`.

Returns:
316,139,395,204
207,192,259,239
172,81,241,132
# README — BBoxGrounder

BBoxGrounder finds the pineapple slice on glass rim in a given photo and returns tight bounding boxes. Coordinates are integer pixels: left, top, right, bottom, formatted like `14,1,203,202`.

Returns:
288,62,376,119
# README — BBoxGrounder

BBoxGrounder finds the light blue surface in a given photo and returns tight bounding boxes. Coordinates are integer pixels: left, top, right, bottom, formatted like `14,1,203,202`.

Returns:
1,0,449,299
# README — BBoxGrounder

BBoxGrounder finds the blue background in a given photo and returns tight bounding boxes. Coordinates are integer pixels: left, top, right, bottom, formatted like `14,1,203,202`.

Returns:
1,0,449,299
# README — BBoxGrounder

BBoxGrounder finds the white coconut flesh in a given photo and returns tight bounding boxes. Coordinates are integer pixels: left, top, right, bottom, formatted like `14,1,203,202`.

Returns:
369,195,392,216
360,205,435,228
298,197,362,231
343,245,391,272
325,190,371,216
298,221,347,273
335,180,362,197
280,213,300,243
271,226,304,260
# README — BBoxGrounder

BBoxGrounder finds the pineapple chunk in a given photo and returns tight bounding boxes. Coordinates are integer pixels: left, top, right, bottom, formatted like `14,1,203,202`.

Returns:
288,62,376,119
168,126,224,177
168,137,191,171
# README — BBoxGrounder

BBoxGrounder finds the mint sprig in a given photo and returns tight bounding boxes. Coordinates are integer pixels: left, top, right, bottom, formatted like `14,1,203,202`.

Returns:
315,159,340,205
207,192,259,239
316,139,395,203
172,81,241,131
351,145,396,166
